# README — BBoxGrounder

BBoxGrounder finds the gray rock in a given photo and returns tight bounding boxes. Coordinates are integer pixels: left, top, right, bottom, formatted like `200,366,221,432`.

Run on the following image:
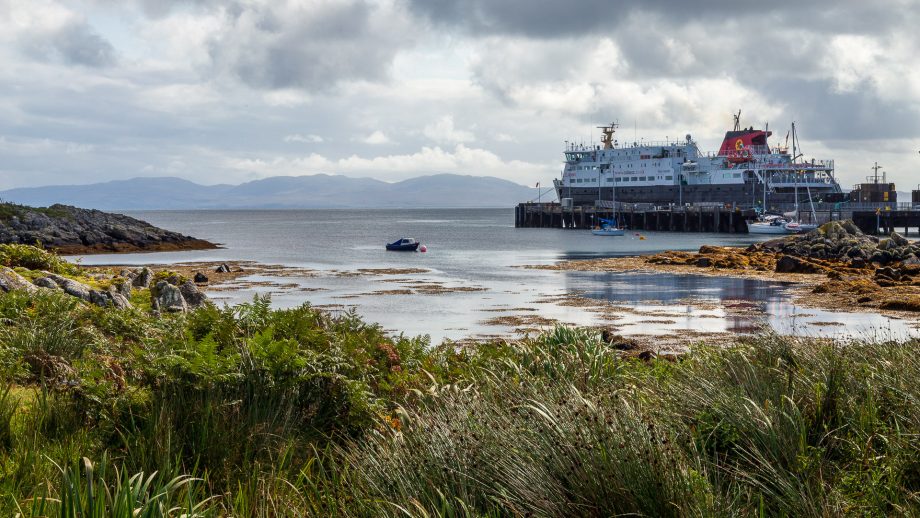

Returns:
0,267,37,293
215,263,231,273
106,289,132,309
193,272,208,283
904,254,920,266
841,220,862,236
0,204,211,251
179,280,208,307
152,280,187,313
89,290,110,307
133,267,153,288
116,279,132,297
891,231,910,247
161,272,183,286
33,277,60,290
43,274,93,302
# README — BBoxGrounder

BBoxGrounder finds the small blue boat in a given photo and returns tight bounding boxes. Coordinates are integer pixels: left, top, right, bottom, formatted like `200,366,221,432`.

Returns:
386,237,420,251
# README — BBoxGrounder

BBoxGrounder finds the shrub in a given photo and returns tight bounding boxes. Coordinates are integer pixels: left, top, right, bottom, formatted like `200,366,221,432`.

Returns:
0,291,87,366
0,244,78,275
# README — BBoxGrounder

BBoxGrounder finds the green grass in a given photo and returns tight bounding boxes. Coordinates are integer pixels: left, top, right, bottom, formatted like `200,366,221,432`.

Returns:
0,243,79,275
1,267,920,516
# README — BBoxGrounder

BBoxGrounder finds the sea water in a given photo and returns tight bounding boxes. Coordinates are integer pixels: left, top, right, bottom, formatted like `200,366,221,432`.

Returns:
71,208,917,344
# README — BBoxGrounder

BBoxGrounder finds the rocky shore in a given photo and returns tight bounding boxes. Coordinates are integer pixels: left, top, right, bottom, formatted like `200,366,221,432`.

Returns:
533,220,920,316
0,251,213,313
0,203,217,254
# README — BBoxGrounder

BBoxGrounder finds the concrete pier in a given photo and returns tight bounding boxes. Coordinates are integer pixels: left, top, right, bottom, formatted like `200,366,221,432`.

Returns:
515,202,920,235
515,203,753,233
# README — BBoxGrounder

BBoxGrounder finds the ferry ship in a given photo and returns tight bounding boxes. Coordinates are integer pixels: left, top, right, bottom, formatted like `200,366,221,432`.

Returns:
553,113,842,208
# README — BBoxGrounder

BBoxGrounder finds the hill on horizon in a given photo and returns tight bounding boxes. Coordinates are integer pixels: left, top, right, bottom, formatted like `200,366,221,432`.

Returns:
0,174,553,210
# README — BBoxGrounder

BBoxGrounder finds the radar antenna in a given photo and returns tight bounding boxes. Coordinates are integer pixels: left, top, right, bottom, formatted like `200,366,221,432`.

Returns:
597,122,618,150
732,110,742,131
870,162,884,184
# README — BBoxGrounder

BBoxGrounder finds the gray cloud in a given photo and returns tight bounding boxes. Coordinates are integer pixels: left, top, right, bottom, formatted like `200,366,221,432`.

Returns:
206,1,411,91
19,20,115,68
407,0,898,37
460,0,920,146
759,78,920,142
53,22,116,67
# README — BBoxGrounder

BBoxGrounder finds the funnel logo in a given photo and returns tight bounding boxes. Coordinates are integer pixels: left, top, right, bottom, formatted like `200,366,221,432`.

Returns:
735,139,744,150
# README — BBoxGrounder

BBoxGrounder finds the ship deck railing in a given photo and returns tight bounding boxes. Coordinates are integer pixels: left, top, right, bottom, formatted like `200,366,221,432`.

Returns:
769,179,838,188
595,201,740,212
566,140,691,152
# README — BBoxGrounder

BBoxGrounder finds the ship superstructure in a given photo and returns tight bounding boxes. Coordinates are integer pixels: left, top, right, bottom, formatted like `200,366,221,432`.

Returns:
554,114,841,209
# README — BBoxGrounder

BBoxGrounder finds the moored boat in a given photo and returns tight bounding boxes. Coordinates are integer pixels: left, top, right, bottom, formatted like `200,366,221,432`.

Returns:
386,238,420,251
591,217,625,236
747,215,800,235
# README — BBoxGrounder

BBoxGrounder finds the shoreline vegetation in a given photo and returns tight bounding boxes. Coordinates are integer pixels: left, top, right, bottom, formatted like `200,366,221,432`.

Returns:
1,248,920,515
1,218,920,514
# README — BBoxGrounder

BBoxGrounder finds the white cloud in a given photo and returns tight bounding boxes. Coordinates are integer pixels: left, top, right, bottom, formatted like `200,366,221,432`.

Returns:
262,89,312,107
137,83,220,113
223,144,555,184
362,130,392,145
423,115,475,144
822,35,883,93
283,133,324,143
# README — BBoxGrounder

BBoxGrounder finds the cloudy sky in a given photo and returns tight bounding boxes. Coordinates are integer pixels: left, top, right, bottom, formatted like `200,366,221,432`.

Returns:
1,0,918,190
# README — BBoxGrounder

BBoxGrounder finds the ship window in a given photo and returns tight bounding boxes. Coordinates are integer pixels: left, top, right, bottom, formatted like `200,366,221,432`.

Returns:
606,178,613,182
631,177,638,181
665,176,673,180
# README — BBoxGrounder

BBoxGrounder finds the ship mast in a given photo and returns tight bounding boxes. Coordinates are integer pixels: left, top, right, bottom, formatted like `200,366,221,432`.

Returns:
597,122,618,150
791,122,818,223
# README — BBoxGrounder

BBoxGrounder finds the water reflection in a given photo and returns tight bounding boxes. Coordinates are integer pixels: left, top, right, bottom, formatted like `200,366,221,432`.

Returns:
568,271,793,304
566,271,916,340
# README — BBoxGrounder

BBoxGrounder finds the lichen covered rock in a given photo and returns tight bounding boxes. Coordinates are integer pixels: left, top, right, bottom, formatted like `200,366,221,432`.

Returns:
152,280,187,313
0,266,37,293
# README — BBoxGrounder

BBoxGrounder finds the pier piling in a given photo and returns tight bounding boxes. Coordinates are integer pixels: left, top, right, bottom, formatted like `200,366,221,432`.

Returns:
511,202,920,234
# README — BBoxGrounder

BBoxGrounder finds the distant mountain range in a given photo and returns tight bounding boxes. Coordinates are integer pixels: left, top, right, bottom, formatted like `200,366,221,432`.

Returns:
0,174,552,210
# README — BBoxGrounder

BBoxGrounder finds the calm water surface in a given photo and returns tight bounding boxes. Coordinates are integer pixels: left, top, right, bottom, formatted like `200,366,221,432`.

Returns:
71,209,916,344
